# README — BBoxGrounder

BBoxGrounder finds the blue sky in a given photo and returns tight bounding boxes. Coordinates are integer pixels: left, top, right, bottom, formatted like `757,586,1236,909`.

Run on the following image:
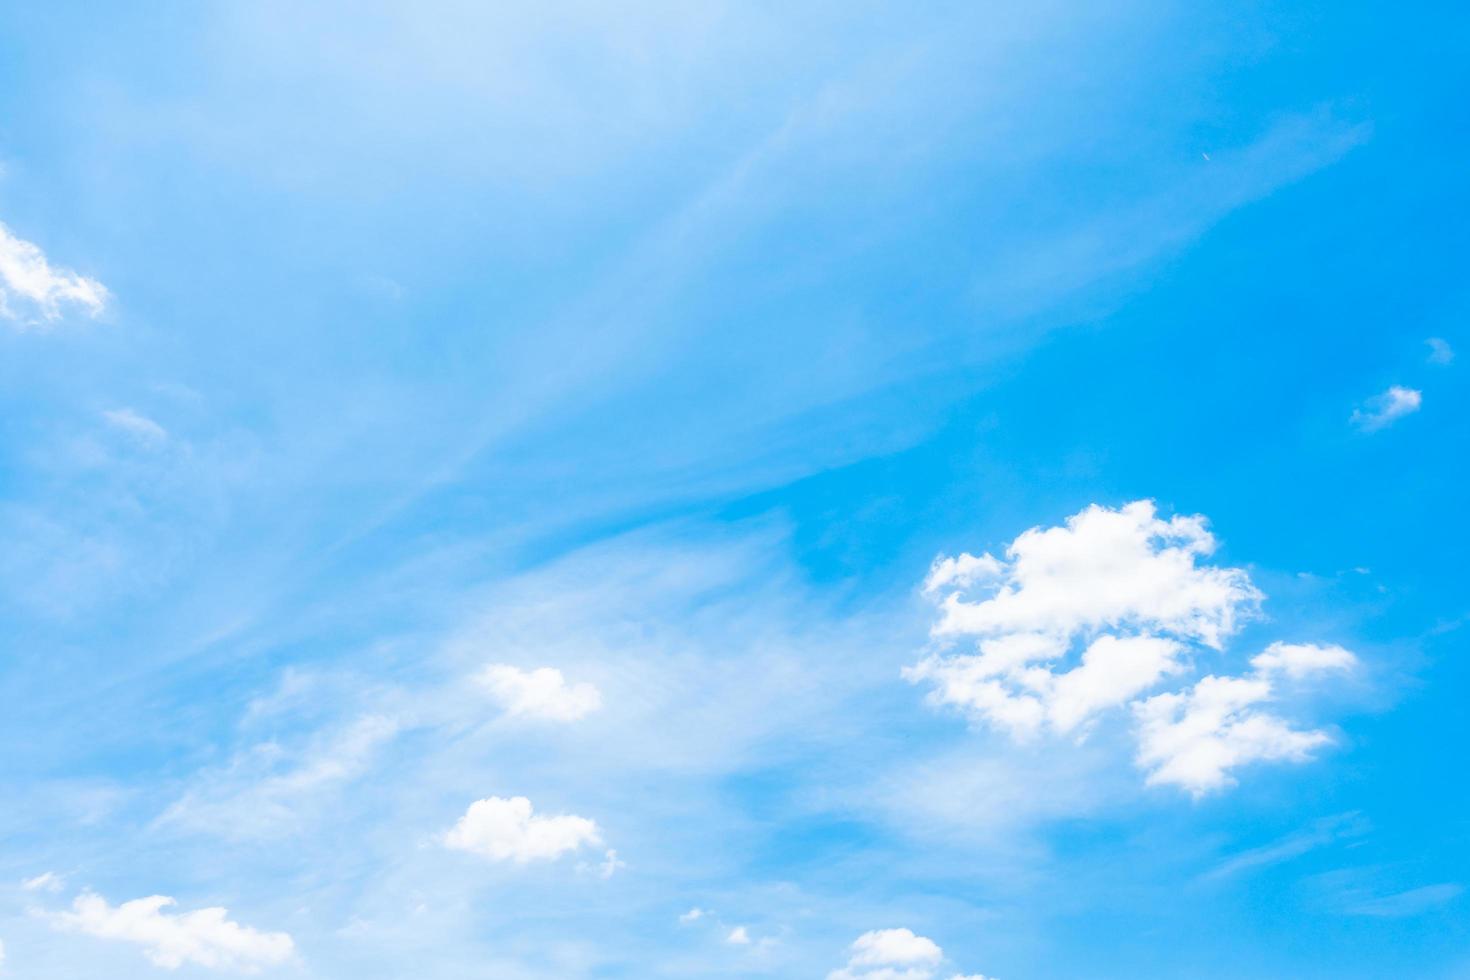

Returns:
1,2,1467,977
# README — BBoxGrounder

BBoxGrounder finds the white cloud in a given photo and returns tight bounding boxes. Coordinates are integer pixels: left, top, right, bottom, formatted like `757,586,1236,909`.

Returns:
1251,641,1356,680
1135,675,1327,796
444,795,601,863
908,501,1259,738
726,926,751,945
1426,337,1454,365
827,928,992,980
0,220,108,326
678,907,706,924
102,408,168,446
911,501,1357,794
476,664,601,721
927,501,1259,648
0,937,5,969
1351,386,1421,431
22,871,65,892
922,552,1004,595
50,892,294,972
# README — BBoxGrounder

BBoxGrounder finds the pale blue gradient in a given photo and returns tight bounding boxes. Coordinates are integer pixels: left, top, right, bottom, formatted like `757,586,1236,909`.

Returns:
1,2,1467,977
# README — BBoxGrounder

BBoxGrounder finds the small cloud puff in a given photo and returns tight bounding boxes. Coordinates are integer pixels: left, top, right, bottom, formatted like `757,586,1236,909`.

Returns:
828,928,992,980
444,795,601,864
1426,337,1454,365
477,664,601,722
1351,386,1421,432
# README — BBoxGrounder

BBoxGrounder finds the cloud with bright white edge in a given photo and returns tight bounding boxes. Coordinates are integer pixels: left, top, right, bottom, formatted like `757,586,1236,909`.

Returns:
49,892,294,972
1426,337,1454,365
476,664,601,721
0,220,108,326
1351,385,1422,431
726,926,751,945
908,501,1356,793
444,795,601,863
827,928,992,980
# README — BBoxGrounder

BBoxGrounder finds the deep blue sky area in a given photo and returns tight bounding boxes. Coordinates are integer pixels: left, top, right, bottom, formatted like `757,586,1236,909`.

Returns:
0,3,1466,978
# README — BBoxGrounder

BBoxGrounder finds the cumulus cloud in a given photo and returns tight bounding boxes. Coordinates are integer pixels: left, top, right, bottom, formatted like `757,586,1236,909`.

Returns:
908,501,1259,738
477,664,601,721
1251,641,1356,680
827,928,991,980
50,892,294,972
1134,641,1355,795
925,500,1259,648
1134,675,1329,795
1426,337,1454,365
1351,386,1421,431
678,907,706,924
910,501,1357,793
726,926,751,945
444,795,601,863
0,220,108,326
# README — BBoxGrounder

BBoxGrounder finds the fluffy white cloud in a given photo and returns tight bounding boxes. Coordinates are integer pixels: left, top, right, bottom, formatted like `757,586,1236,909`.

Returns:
444,795,601,863
911,501,1358,793
908,501,1258,738
50,892,294,972
1352,385,1421,431
1251,641,1357,680
678,907,706,924
927,501,1260,649
1426,337,1454,365
1135,644,1355,795
0,220,108,326
908,634,1185,739
477,664,601,721
726,926,751,945
1134,676,1328,795
827,928,991,980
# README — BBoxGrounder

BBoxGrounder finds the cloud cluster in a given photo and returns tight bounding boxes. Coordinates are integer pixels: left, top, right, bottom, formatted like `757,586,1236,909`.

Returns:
0,220,108,326
477,664,602,722
49,892,294,972
444,795,602,863
1135,642,1355,795
909,501,1355,793
828,928,991,980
